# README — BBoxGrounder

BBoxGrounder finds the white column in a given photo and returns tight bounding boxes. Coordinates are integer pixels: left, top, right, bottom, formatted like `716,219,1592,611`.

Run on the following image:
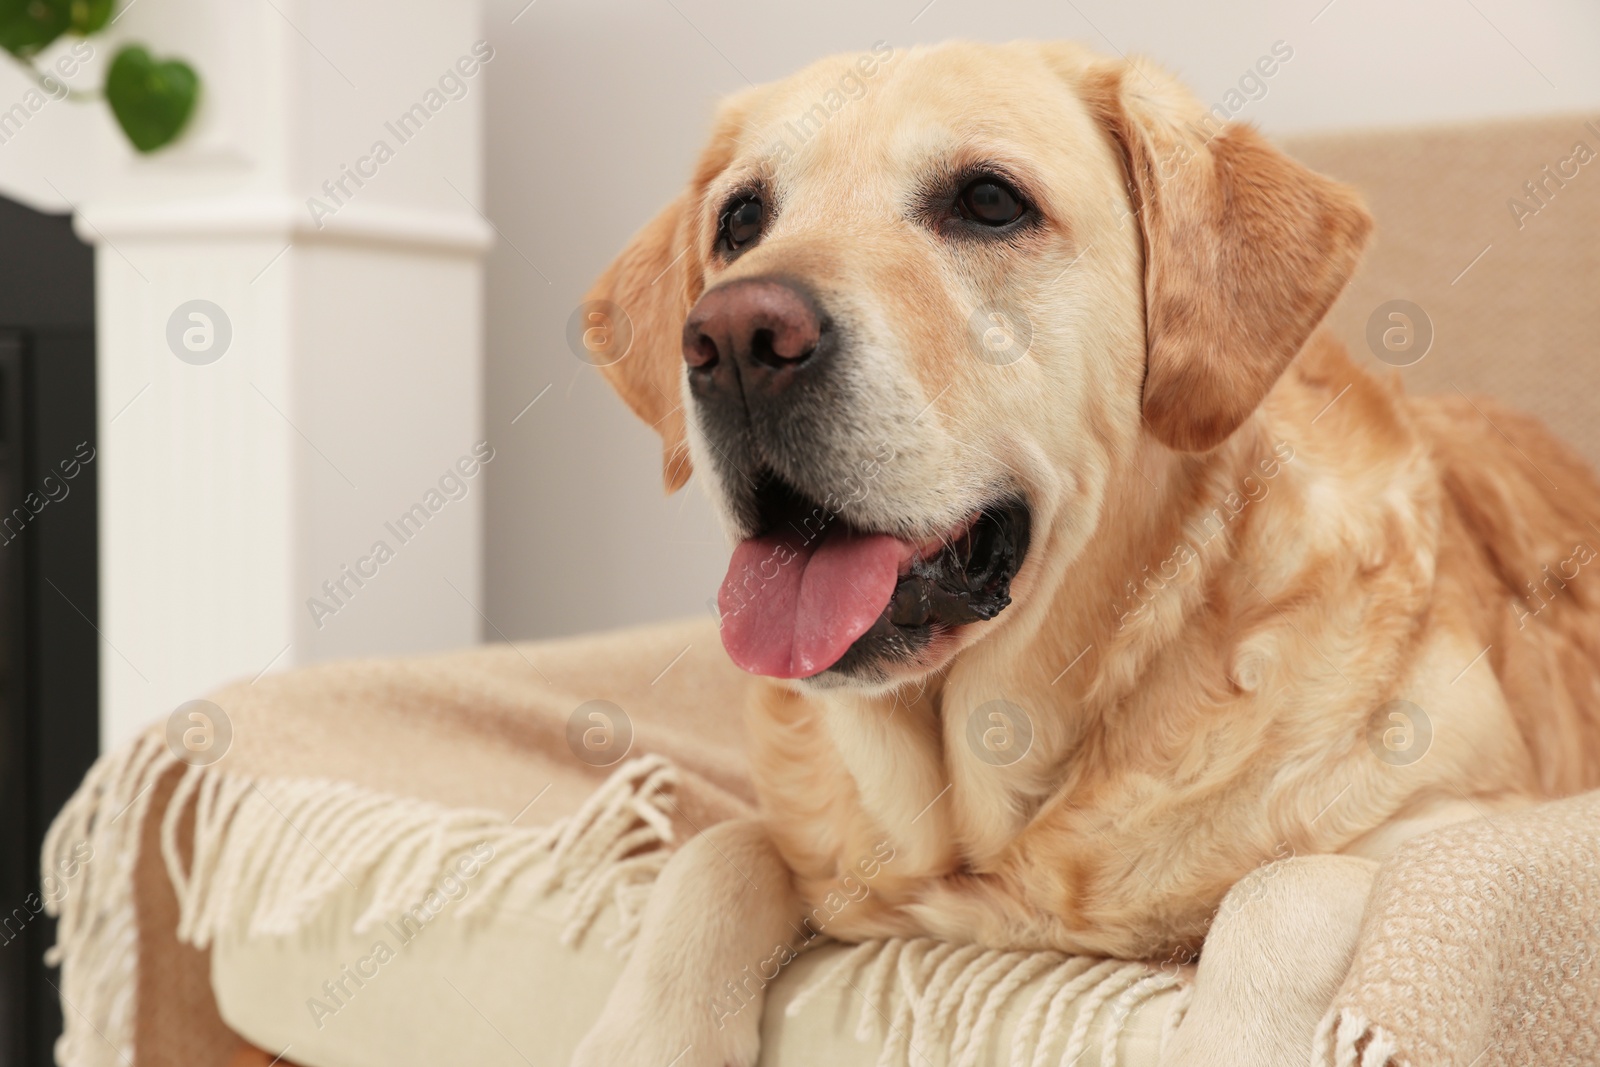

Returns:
0,0,492,748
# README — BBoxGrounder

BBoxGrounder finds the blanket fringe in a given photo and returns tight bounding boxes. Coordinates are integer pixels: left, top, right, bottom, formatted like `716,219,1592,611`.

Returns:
787,938,1185,1067
160,754,680,952
1312,1007,1406,1067
42,740,681,1067
41,732,178,1067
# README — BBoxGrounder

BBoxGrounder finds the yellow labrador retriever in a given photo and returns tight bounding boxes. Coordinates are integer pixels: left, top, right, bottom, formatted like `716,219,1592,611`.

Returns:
571,40,1600,1066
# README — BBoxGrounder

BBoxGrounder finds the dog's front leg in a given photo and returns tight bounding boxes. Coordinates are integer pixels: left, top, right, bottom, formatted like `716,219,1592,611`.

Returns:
1162,854,1376,1067
571,818,801,1067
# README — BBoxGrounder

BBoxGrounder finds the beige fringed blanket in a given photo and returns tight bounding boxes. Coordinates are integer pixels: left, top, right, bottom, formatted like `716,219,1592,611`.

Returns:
43,619,757,1067
41,617,1600,1067
1313,789,1600,1066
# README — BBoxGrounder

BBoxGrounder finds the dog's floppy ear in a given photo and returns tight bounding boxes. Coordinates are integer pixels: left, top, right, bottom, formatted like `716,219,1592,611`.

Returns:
584,193,698,492
1082,59,1372,452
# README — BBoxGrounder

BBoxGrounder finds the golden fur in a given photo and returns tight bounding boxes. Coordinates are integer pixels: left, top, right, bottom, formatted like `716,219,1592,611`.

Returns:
576,39,1600,1064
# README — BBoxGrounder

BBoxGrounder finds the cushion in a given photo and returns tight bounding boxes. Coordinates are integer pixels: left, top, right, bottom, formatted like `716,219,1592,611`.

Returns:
205,757,1185,1067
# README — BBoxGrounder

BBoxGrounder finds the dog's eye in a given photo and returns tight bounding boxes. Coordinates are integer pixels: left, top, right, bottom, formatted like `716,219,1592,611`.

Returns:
957,179,1025,226
722,196,764,250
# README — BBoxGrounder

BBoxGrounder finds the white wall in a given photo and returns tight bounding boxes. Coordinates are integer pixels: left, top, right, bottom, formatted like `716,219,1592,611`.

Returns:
480,0,1600,640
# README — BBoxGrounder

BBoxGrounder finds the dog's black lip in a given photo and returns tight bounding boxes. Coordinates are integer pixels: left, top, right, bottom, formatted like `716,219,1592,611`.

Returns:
744,471,1031,680
886,501,1031,628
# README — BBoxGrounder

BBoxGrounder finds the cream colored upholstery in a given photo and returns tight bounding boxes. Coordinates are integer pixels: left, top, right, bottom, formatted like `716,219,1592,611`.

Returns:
212,853,1177,1067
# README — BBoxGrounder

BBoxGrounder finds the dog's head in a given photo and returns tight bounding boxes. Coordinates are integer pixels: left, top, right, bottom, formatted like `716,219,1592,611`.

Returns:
585,41,1370,690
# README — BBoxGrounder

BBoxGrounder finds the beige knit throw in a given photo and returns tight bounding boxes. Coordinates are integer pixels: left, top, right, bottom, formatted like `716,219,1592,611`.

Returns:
37,618,1600,1066
1313,789,1600,1066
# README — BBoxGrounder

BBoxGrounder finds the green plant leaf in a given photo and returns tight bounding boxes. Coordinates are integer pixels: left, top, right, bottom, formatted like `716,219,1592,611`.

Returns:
0,0,70,58
106,44,198,153
68,0,112,34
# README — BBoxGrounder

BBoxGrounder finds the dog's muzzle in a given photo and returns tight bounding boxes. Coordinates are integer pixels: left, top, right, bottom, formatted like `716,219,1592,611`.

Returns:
684,277,1031,683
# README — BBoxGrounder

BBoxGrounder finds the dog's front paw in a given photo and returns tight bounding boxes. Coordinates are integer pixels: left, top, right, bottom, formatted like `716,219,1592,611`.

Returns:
570,990,760,1067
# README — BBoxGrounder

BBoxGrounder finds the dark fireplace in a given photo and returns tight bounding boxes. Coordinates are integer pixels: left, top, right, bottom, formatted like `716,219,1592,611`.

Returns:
0,194,99,1067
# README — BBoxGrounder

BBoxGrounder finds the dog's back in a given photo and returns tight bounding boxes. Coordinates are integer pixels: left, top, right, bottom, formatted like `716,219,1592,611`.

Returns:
1414,391,1600,794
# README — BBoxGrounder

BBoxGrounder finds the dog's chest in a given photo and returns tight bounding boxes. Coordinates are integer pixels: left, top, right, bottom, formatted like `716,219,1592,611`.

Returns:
809,684,1338,958
941,767,1262,956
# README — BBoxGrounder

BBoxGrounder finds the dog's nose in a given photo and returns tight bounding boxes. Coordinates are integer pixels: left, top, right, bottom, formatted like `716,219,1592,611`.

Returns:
682,279,823,401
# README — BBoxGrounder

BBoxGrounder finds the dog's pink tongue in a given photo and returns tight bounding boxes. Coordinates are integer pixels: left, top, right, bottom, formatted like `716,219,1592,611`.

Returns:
719,527,907,678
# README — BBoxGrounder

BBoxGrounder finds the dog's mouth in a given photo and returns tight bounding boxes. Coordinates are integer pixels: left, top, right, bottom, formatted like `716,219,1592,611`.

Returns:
716,471,1031,680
